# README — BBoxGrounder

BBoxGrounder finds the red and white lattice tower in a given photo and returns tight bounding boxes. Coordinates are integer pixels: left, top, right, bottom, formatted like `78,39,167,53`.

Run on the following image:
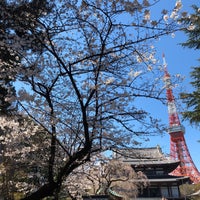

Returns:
163,54,200,183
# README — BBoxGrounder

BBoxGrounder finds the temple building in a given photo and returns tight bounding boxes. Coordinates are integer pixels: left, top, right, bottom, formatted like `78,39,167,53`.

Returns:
112,146,190,200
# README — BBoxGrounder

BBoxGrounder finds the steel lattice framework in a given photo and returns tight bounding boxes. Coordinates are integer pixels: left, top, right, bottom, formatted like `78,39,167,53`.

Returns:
163,54,200,183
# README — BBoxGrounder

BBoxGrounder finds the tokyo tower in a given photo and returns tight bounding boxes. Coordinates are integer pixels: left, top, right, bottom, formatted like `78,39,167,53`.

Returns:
163,54,200,183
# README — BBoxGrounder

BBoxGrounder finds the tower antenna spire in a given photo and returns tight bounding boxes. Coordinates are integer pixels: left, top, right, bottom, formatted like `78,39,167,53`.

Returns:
163,54,200,183
163,53,181,127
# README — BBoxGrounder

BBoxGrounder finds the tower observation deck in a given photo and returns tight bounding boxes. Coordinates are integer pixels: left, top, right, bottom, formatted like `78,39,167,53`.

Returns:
163,54,200,183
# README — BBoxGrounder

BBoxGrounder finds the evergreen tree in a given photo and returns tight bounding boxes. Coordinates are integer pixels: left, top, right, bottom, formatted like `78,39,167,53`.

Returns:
181,65,200,125
0,0,52,115
181,5,200,49
0,78,16,115
180,5,200,125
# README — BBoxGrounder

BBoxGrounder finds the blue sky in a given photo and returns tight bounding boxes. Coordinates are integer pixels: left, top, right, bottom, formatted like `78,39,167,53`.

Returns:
13,0,200,172
145,1,200,171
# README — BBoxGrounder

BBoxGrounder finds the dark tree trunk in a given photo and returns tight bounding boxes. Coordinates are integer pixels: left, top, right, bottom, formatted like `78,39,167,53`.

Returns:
21,142,92,199
21,182,57,200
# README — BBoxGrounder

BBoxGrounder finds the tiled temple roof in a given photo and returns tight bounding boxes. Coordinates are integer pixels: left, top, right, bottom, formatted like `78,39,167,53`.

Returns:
112,145,180,166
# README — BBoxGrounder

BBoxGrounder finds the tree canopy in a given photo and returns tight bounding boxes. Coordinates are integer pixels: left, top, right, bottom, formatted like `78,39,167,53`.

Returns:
180,5,200,126
181,5,200,49
0,0,186,199
0,115,50,199
64,154,148,199
0,0,52,115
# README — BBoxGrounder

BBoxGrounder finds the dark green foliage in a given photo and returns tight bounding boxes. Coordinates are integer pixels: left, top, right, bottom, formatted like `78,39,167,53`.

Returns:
180,5,200,125
1,0,53,52
0,79,16,115
0,0,51,62
0,0,52,115
180,65,200,125
181,5,200,49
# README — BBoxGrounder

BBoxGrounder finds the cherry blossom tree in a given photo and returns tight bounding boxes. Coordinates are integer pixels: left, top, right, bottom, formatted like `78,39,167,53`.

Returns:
0,115,51,199
0,0,187,199
65,155,148,199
